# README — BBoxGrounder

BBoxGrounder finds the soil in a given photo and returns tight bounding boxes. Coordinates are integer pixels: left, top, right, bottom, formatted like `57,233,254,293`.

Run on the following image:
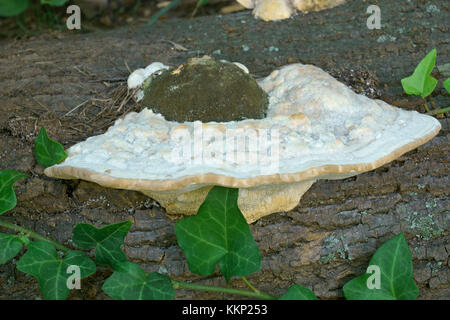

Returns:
0,0,449,300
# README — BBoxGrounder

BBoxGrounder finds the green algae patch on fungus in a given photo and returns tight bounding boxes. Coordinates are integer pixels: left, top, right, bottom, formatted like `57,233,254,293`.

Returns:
142,56,269,123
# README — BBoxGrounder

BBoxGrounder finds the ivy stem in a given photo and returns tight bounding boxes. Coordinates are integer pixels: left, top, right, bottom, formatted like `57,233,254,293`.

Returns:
426,107,450,115
241,276,259,293
0,219,69,252
171,280,276,300
147,0,181,25
191,0,203,18
423,101,430,112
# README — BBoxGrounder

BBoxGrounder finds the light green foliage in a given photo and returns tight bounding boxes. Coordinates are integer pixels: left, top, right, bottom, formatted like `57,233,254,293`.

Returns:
175,186,261,282
19,235,30,246
0,170,28,264
401,49,437,98
443,78,450,93
72,220,131,269
16,241,96,300
0,170,27,215
0,0,29,17
34,126,67,167
343,233,418,300
279,284,317,300
103,262,175,300
0,233,24,264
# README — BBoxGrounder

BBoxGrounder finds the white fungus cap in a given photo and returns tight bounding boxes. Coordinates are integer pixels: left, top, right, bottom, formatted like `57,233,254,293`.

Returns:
232,62,250,74
127,62,170,100
127,62,170,89
144,62,169,78
127,68,146,89
218,59,250,73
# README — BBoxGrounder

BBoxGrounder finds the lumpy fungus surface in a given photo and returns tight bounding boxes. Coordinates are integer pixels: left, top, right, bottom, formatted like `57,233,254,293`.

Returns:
142,56,269,123
45,63,441,223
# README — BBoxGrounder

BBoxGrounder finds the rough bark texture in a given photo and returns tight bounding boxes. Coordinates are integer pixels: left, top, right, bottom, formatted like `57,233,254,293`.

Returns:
0,0,448,299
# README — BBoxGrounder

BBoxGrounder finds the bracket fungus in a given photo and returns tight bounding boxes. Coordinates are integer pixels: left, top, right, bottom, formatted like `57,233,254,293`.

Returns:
44,59,441,223
237,0,347,21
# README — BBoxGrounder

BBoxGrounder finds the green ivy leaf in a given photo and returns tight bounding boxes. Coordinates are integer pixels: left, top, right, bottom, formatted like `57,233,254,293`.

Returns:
0,233,23,264
278,284,317,300
16,241,96,300
343,233,418,300
421,76,438,99
0,0,29,17
175,186,261,282
0,170,27,215
443,78,450,93
72,220,131,269
103,262,175,300
34,126,67,167
40,0,68,6
401,49,437,98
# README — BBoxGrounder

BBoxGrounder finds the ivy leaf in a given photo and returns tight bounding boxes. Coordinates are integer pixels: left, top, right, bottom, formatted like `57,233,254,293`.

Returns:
0,233,23,264
401,49,437,98
443,78,450,93
72,220,131,269
175,186,261,282
343,233,418,300
279,284,317,300
34,126,67,167
0,170,27,215
0,0,29,17
421,76,438,99
103,262,175,300
16,241,96,300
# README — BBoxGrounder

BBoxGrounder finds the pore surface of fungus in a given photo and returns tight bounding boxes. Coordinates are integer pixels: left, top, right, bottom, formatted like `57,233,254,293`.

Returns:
45,63,441,223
